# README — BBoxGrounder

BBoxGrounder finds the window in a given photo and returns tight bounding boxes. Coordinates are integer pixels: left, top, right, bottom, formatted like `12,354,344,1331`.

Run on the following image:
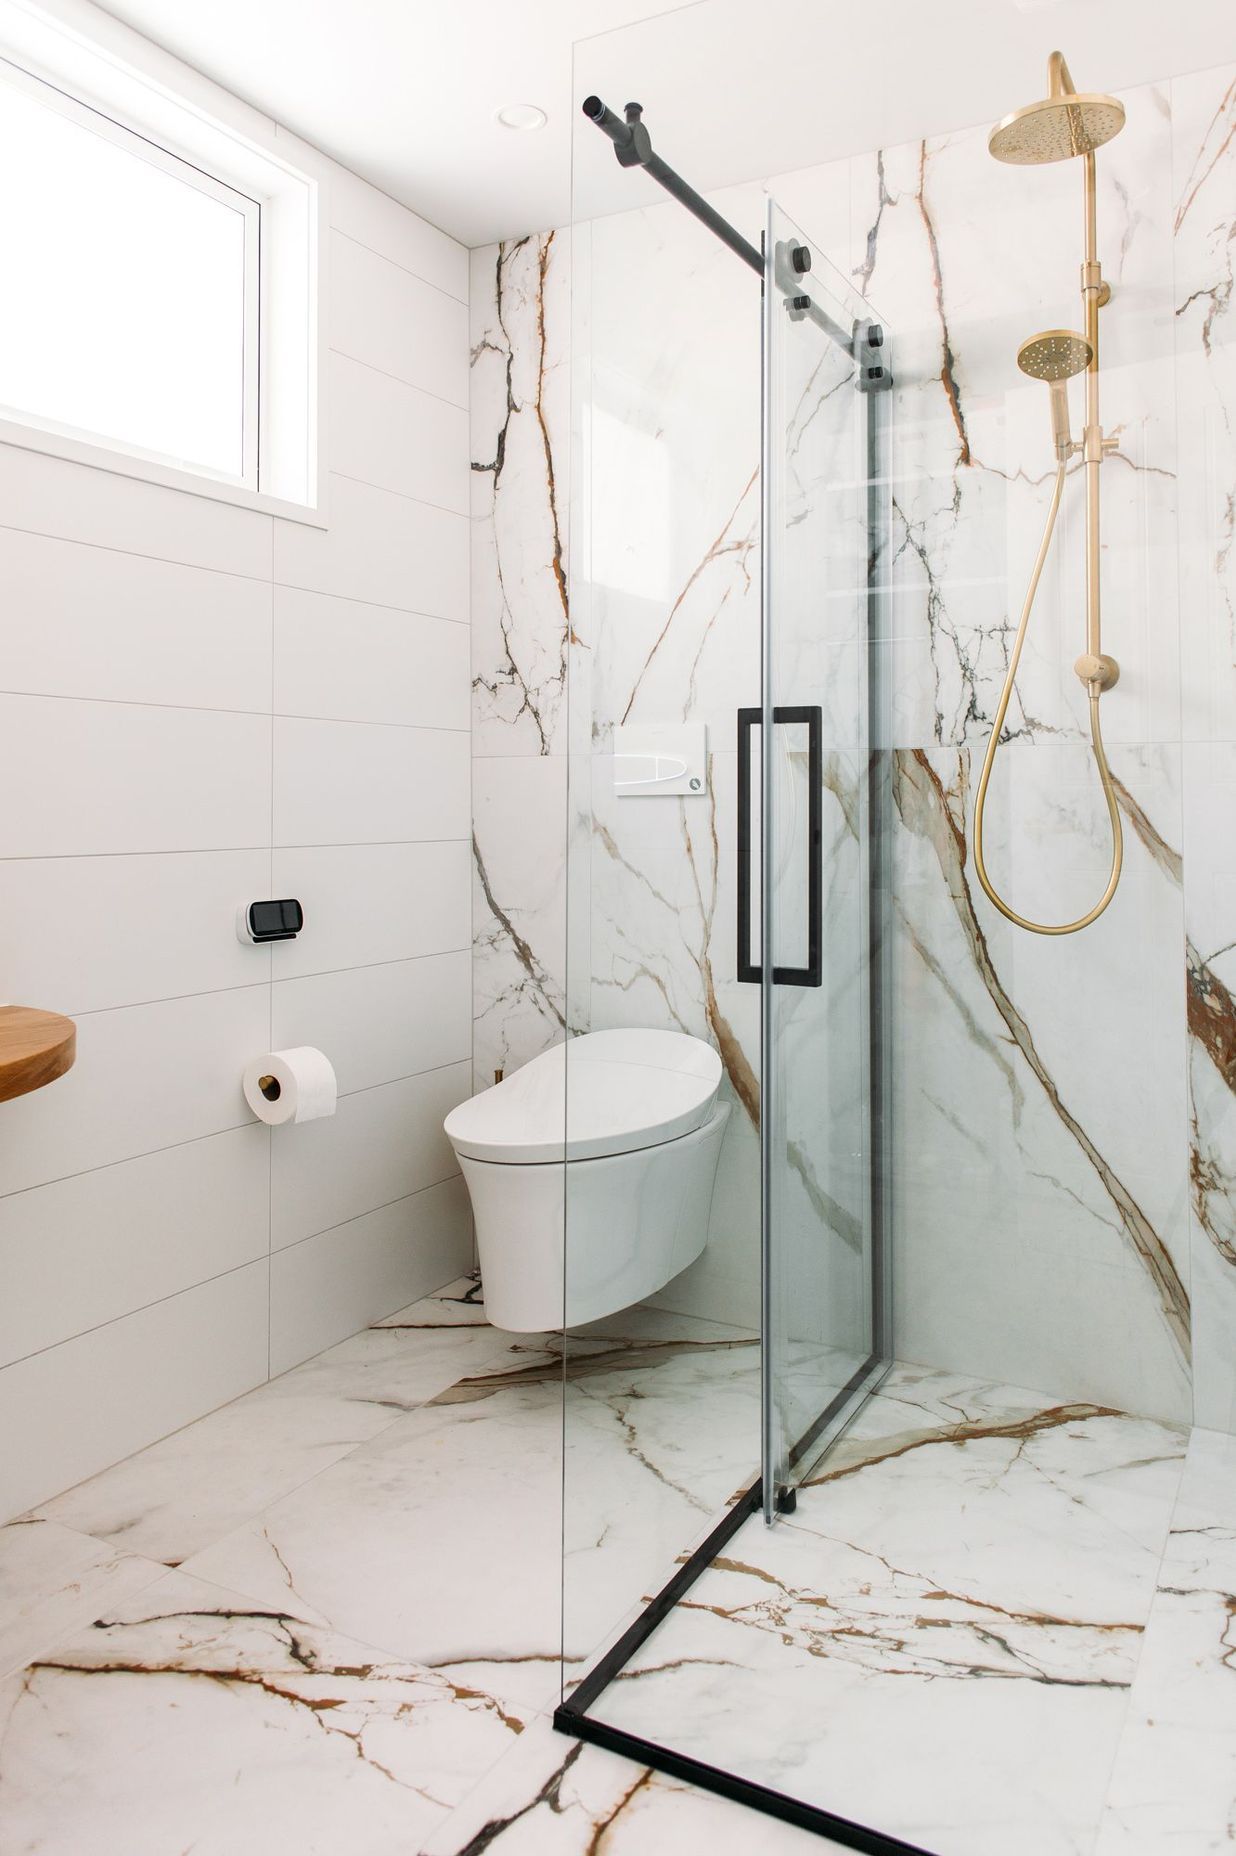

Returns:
0,59,258,484
0,8,319,515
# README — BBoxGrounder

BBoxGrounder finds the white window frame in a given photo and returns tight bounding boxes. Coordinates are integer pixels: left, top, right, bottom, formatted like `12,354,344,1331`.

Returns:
0,53,263,490
0,0,324,524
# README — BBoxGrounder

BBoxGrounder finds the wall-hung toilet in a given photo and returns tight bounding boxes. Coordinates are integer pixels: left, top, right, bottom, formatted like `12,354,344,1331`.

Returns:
444,1029,729,1331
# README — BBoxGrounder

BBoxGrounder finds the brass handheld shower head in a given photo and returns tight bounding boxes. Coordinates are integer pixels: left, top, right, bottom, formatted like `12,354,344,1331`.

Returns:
1018,329,1092,457
989,51,1125,164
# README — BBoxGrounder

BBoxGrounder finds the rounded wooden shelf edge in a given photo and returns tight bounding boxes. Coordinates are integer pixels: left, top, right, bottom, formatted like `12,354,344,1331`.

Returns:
0,1006,77,1104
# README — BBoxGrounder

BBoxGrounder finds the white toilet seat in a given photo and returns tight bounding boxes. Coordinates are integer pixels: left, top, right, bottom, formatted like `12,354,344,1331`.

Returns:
443,1028,728,1330
444,1028,722,1165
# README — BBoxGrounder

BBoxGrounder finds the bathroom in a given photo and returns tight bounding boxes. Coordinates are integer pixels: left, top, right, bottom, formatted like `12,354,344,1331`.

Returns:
0,0,1233,1847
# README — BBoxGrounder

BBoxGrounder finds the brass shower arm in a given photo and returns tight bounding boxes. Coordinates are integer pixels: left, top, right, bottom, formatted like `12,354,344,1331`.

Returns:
1048,50,1076,98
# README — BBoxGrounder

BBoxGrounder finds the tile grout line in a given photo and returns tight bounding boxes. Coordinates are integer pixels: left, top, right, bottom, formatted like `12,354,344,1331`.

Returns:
0,1175,468,1377
0,1059,472,1211
329,225,469,310
0,688,472,728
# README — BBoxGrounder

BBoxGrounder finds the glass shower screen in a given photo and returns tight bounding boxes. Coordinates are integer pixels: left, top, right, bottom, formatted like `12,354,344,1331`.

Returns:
759,197,890,1516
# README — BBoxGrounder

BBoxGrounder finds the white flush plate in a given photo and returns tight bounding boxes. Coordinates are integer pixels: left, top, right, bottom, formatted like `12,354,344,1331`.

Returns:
614,723,708,798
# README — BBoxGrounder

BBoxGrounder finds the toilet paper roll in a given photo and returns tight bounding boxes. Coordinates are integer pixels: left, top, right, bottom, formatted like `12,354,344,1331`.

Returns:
243,1047,337,1126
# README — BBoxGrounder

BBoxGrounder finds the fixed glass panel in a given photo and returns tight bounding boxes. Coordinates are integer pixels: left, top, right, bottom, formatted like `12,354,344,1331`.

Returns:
559,170,765,1687
761,196,886,1514
0,60,254,482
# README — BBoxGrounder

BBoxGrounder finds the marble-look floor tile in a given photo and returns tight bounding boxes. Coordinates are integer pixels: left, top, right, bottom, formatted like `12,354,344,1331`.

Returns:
179,1317,760,1716
592,1365,1187,1856
0,1569,532,1856
1094,1427,1236,1853
180,1353,567,1710
563,1313,760,1658
420,1714,835,1854
31,1279,528,1567
0,1516,163,1680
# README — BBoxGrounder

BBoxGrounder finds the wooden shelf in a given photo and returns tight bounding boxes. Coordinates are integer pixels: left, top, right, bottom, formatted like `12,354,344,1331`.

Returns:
0,1006,76,1104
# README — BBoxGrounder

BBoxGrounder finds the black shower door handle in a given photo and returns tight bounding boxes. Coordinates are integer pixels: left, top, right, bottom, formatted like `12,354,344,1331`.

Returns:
737,704,822,988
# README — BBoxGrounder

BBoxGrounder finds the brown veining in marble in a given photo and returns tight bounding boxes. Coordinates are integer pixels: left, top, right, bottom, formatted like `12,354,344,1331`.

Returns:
471,233,569,756
472,831,566,1035
429,1334,758,1405
534,231,570,639
619,469,758,727
803,1398,1122,1487
1174,75,1236,239
1109,773,1236,1264
681,783,761,1129
438,1740,587,1854
917,143,970,468
23,1605,526,1787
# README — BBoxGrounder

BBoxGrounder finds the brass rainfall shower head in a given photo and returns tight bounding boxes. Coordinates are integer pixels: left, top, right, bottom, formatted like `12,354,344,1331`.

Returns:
1017,330,1093,380
989,90,1125,163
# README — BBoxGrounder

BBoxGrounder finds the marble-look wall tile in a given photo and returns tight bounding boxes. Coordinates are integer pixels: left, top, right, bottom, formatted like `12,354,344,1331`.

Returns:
848,85,1179,756
1183,742,1236,1429
1175,67,1236,744
470,232,573,1087
890,741,1190,1422
470,233,570,760
1175,65,1236,1433
472,755,568,1088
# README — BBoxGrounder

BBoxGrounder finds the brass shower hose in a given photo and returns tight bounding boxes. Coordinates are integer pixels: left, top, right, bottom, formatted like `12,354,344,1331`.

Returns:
972,458,1123,935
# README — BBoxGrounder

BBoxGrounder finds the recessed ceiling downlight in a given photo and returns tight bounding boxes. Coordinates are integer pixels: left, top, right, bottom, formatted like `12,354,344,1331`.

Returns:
497,103,547,131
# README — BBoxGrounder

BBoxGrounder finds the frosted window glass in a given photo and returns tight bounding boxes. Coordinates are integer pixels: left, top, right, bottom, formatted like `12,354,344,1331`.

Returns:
0,79,249,478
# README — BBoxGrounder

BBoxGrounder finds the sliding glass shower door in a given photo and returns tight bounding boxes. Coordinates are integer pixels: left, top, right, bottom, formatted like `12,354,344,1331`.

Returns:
759,198,891,1515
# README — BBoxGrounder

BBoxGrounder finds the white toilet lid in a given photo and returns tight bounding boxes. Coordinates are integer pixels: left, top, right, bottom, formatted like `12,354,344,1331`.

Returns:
445,1028,723,1164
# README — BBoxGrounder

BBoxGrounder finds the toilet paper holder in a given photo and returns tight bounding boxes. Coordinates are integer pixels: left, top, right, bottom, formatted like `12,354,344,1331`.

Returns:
237,899,303,944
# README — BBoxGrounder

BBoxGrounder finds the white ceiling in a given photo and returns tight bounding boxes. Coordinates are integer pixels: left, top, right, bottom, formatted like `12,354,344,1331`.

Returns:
96,0,1236,249
93,0,685,247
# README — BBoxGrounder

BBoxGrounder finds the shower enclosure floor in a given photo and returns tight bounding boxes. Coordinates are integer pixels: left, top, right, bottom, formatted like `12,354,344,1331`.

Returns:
586,1361,1236,1854
0,1276,794,1855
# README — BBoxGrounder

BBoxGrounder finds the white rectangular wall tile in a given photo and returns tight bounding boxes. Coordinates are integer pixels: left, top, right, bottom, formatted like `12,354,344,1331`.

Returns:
0,986,269,1198
0,696,271,858
0,527,272,712
0,1261,269,1524
270,1060,471,1250
272,716,469,846
0,851,271,1016
269,1176,472,1374
329,231,468,405
0,445,272,579
272,951,470,1096
329,353,469,514
0,1127,269,1370
273,473,467,617
270,841,470,976
327,167,468,303
273,587,469,729
0,67,471,1509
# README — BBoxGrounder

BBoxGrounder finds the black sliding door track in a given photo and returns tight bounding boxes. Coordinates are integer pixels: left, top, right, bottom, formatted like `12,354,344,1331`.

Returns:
553,1701,931,1854
553,1359,931,1855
